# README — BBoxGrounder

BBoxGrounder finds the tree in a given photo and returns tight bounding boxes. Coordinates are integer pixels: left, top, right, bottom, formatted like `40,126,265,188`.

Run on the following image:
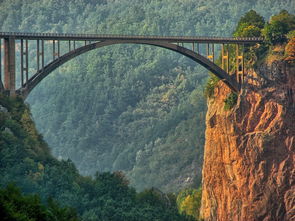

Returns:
263,10,295,44
234,10,265,37
235,24,262,37
0,184,79,221
176,188,202,219
263,20,289,44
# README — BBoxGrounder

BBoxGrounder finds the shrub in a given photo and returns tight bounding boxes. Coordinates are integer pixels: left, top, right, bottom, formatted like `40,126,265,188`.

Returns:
263,10,295,45
204,75,220,98
224,92,238,110
176,188,202,220
287,30,295,39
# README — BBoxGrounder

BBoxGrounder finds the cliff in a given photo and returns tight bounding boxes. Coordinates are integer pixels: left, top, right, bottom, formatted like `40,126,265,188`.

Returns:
200,51,295,220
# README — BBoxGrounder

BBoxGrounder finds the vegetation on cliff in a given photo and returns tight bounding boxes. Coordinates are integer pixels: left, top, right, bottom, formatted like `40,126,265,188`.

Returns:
205,9,295,113
285,37,295,61
263,10,295,45
234,10,295,64
233,9,265,38
223,92,238,110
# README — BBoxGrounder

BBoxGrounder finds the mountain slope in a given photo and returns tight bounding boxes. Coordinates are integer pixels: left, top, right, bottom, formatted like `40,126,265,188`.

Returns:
0,94,193,220
0,0,293,192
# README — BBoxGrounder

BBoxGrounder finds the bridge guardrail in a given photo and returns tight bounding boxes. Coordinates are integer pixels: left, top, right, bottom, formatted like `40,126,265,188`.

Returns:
0,31,264,43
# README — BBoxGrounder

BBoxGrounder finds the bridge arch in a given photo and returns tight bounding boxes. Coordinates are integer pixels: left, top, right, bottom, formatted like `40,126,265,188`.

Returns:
17,40,240,97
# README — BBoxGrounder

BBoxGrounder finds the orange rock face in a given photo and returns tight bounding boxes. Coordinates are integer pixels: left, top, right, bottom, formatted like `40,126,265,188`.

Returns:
200,60,295,221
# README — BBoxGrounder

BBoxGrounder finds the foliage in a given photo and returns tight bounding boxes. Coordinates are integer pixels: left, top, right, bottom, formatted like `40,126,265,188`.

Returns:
234,10,265,37
0,95,193,220
224,92,238,110
0,0,293,194
0,1,293,220
235,24,262,37
0,184,79,221
204,75,220,98
263,21,289,44
287,30,295,39
232,10,295,69
177,188,202,220
285,37,295,61
263,10,295,44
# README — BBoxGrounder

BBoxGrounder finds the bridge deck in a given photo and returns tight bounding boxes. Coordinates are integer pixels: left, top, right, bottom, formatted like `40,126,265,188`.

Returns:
0,32,263,44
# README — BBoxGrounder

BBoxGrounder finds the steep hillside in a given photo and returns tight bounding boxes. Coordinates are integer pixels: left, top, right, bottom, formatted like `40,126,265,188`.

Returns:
0,94,193,220
0,0,294,192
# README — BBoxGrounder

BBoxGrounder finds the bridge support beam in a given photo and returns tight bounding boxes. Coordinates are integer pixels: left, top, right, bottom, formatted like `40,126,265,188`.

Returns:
222,44,229,73
53,40,56,60
207,44,214,62
20,39,29,87
0,39,3,91
4,37,15,94
236,44,244,83
37,40,40,72
42,40,44,70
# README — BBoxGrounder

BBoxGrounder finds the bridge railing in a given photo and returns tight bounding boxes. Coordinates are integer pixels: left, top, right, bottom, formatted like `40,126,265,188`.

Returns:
0,31,264,43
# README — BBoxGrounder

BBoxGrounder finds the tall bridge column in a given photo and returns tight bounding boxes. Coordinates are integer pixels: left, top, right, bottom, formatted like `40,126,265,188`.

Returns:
221,44,229,73
4,37,15,94
236,44,244,83
206,43,214,62
20,39,29,88
0,39,3,91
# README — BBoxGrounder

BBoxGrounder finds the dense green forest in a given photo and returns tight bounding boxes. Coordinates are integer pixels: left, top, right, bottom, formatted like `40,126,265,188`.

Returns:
0,95,194,220
0,1,294,220
0,0,294,193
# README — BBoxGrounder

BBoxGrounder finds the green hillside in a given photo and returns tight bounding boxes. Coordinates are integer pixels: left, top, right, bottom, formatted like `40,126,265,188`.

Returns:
0,0,293,192
0,95,194,220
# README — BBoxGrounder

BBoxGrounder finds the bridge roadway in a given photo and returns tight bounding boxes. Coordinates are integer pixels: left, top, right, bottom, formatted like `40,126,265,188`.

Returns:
0,32,263,44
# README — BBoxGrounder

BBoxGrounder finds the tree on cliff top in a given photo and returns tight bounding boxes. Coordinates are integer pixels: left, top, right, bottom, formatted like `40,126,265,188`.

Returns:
263,10,295,44
233,10,265,37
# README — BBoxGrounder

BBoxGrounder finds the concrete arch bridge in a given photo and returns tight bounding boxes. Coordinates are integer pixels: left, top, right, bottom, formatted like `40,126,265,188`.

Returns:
0,32,263,98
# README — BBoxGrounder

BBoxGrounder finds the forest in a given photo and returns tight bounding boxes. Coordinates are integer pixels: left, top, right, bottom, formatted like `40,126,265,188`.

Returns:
0,0,294,220
0,0,291,192
0,94,197,220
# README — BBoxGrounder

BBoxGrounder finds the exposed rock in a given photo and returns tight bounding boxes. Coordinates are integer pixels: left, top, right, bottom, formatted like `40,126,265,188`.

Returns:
0,105,8,113
200,60,295,221
4,127,13,135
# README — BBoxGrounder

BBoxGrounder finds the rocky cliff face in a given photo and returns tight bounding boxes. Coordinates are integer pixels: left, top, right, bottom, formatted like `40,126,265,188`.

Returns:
200,58,295,220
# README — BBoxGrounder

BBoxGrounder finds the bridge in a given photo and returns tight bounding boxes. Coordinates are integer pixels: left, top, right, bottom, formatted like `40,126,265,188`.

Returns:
0,32,263,98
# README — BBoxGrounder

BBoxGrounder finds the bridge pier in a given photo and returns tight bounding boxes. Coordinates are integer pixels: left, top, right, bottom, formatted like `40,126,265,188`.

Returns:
236,44,244,83
53,40,56,60
4,37,15,95
20,39,29,87
221,44,229,73
37,40,40,71
0,39,3,91
206,43,214,62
